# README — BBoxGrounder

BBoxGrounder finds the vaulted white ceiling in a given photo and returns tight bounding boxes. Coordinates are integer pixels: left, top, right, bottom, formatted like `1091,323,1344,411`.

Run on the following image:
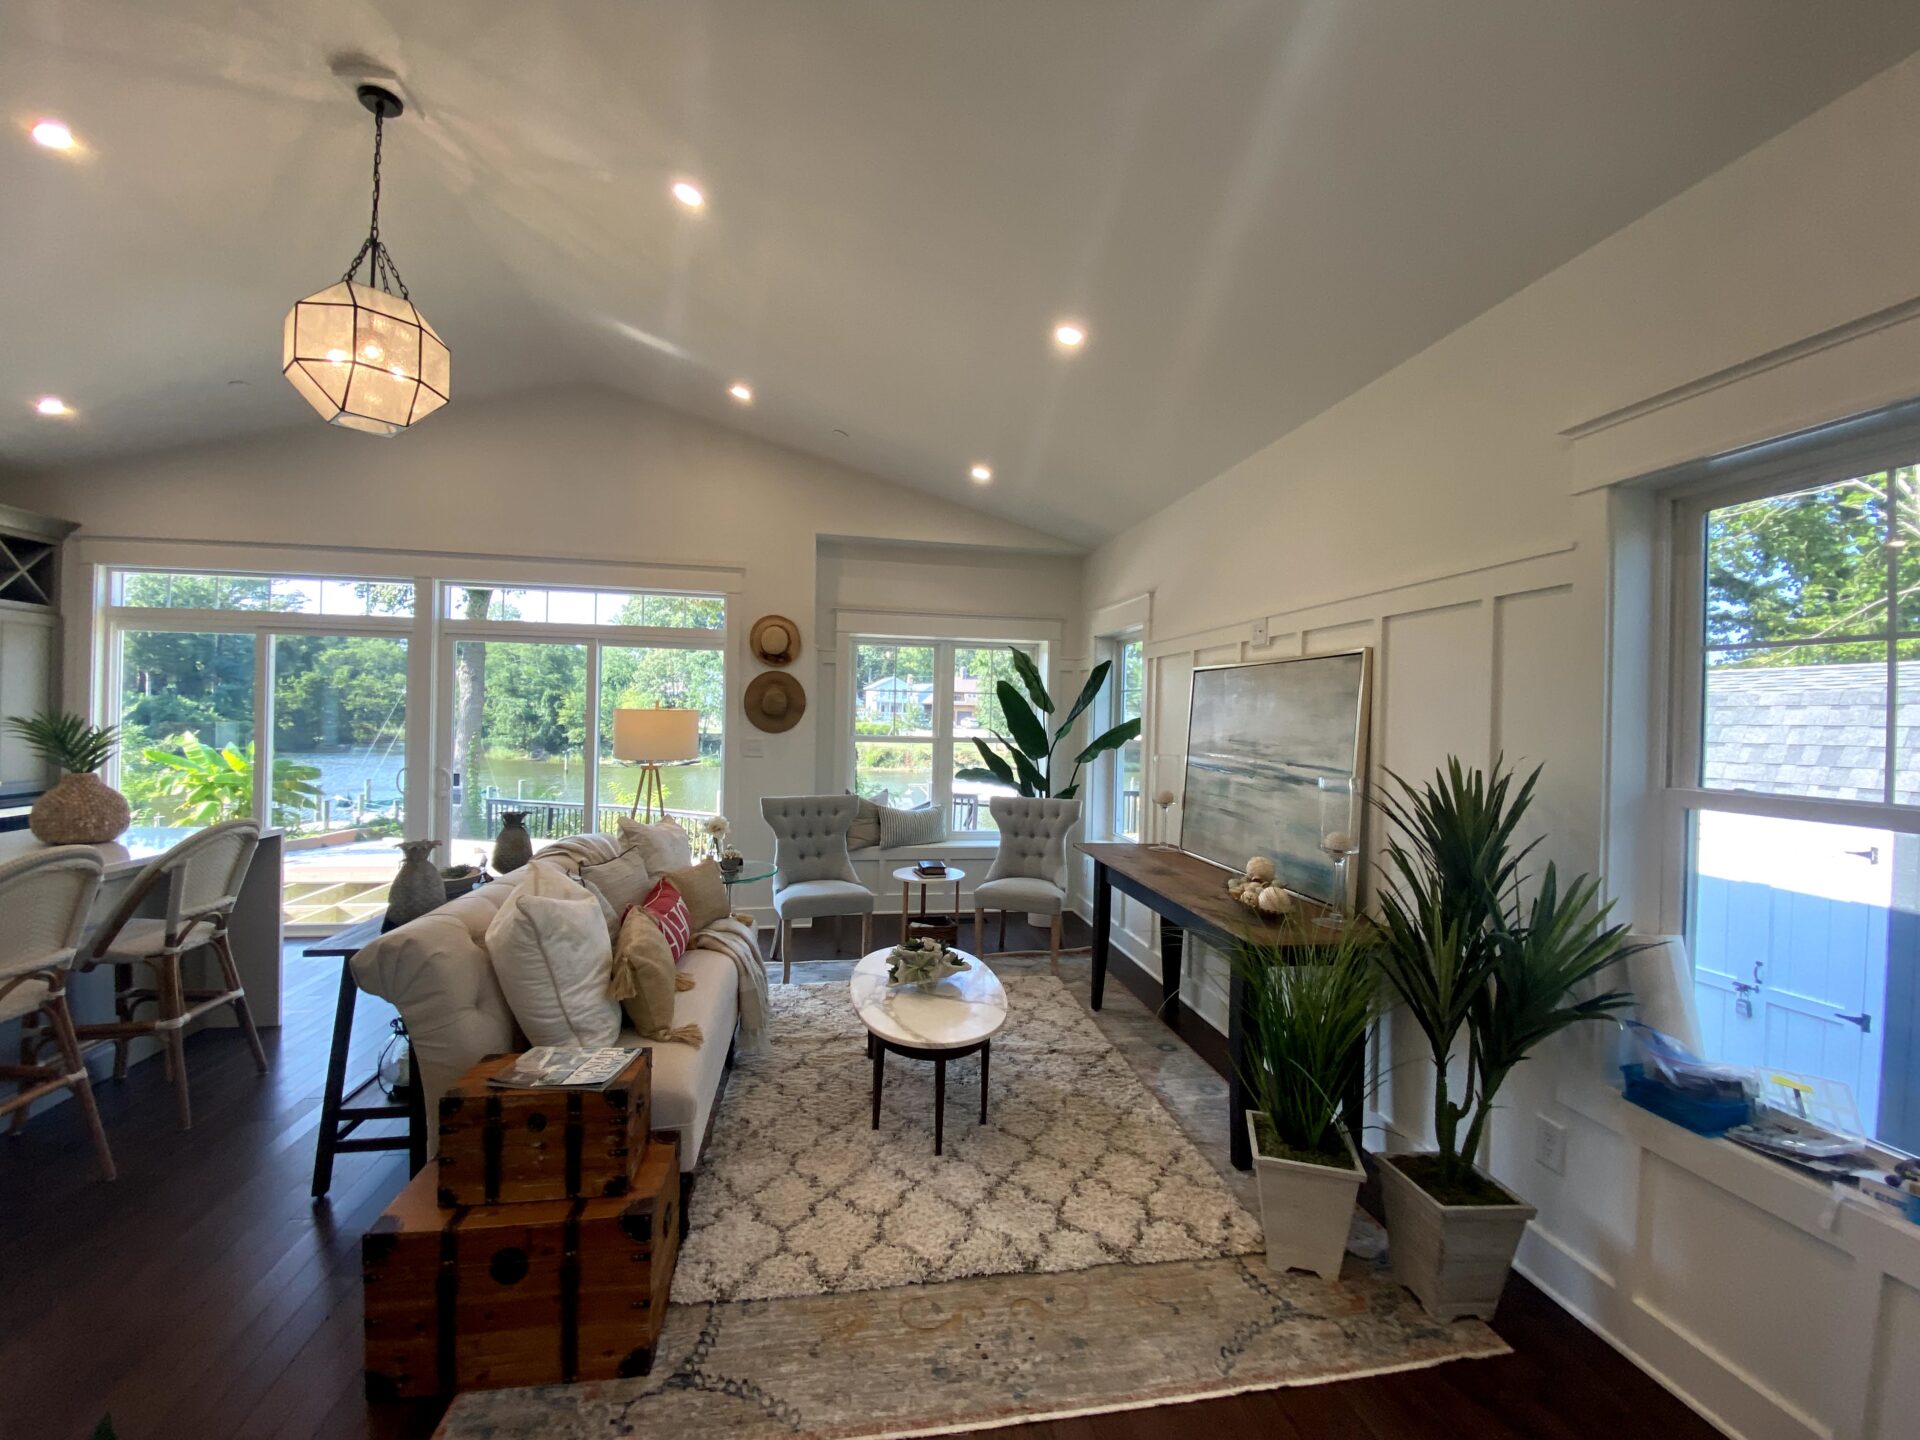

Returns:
6,1,1919,544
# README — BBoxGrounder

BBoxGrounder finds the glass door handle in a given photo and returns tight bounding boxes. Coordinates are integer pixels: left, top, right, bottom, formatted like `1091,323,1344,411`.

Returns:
1845,847,1881,863
1836,1011,1873,1033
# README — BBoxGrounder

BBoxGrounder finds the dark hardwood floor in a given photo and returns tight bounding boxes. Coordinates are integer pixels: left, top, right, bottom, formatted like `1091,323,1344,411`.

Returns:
0,920,1721,1440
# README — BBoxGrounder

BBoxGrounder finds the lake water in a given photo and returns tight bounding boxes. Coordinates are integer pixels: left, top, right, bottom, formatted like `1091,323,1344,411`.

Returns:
282,751,723,824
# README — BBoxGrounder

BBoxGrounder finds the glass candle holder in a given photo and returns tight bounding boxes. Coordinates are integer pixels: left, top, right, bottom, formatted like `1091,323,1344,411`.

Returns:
1317,775,1360,926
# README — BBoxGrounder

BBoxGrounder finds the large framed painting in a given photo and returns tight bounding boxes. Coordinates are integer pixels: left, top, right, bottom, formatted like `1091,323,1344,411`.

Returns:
1178,650,1373,904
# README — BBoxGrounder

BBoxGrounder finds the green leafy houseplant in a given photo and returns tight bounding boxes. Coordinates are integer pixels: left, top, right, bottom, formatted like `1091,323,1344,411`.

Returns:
1234,923,1382,1169
133,731,323,828
1372,757,1636,1203
954,646,1141,800
5,709,119,773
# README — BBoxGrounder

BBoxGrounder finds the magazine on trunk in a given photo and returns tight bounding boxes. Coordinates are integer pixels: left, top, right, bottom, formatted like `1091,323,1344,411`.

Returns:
487,1046,639,1091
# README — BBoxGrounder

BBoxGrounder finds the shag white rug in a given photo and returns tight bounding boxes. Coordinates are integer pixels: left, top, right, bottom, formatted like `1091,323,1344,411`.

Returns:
673,973,1264,1303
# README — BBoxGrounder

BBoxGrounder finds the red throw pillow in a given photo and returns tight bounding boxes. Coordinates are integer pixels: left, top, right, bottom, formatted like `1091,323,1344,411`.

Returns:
640,878,693,962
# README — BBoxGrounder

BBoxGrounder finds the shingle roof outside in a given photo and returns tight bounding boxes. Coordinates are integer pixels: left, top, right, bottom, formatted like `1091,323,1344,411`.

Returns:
1704,660,1918,803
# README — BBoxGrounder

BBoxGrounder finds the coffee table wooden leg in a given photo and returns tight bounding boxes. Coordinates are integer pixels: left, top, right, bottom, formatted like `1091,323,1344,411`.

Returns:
934,1056,946,1155
979,1040,989,1124
871,1043,884,1130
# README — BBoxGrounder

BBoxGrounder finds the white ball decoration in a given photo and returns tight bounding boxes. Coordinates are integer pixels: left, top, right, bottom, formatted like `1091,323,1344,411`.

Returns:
1257,885,1291,915
1245,856,1276,883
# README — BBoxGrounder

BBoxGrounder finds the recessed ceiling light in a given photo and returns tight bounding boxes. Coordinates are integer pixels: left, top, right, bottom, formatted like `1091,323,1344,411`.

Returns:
34,396,72,417
672,180,706,210
1053,321,1086,349
30,119,74,151
970,464,993,483
728,382,753,403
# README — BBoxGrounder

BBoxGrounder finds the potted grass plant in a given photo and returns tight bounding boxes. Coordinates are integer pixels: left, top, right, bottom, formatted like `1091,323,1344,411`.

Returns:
1371,758,1635,1320
4,709,130,844
1235,922,1382,1281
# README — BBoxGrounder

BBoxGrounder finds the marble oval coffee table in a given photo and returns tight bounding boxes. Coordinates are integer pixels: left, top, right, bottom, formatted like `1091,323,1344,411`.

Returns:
850,948,1007,1155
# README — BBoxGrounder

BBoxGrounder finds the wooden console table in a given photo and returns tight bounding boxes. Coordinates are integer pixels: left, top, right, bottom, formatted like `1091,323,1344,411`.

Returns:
1078,842,1338,1171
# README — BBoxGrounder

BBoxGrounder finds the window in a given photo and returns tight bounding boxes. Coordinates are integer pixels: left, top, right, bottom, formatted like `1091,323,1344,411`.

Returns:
446,584,725,858
851,638,1040,834
1672,459,1920,1152
1106,637,1144,839
101,568,727,929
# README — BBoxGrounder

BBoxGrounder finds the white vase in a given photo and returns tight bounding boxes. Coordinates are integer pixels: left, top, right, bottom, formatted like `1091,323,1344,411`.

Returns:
1246,1113,1366,1282
1377,1151,1536,1320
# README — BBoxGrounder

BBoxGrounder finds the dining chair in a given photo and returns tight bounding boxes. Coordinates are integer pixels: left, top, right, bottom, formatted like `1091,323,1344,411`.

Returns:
67,819,268,1129
761,795,875,983
0,846,116,1179
973,796,1081,972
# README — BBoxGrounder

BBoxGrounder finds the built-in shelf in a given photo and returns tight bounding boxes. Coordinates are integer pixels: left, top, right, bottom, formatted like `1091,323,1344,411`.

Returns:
0,531,56,609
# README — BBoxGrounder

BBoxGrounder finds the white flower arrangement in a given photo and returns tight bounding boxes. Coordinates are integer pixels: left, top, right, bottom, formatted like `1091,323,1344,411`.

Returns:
886,937,967,987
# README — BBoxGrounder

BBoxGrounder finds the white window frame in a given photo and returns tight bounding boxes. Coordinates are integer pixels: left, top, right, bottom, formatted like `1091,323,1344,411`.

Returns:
845,634,1044,831
1664,443,1920,900
1094,631,1145,840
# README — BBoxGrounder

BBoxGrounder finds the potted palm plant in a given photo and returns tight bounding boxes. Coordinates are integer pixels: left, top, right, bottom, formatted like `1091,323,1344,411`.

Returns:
1235,922,1382,1281
4,709,130,844
1371,758,1635,1320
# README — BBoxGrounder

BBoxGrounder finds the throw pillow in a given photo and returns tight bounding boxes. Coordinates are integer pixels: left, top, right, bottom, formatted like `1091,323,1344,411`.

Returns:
579,847,653,929
610,905,703,1046
641,877,694,961
615,816,695,874
660,858,730,931
877,800,946,848
484,859,621,1048
846,791,882,850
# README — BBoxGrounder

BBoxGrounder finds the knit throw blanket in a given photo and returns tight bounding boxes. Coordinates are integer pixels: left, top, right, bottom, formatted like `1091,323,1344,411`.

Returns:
691,915,773,1056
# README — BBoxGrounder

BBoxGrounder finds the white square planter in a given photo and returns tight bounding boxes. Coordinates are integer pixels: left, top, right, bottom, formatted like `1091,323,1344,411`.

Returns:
1246,1113,1366,1282
1377,1151,1536,1321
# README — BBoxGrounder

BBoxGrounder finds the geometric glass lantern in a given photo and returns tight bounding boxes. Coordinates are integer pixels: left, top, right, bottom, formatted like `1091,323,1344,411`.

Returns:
282,86,449,436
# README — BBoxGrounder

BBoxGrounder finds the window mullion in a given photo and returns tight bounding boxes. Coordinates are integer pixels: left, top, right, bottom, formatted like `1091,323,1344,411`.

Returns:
933,642,956,827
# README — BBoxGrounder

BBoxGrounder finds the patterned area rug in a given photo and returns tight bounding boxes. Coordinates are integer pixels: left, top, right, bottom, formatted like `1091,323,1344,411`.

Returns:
673,974,1265,1302
436,1250,1509,1439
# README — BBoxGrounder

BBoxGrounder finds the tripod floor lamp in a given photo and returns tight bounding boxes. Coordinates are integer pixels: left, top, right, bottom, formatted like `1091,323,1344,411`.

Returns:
614,708,701,821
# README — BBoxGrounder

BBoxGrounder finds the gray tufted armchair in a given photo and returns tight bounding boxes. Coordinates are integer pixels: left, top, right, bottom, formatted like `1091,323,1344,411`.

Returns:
761,795,876,983
973,796,1080,971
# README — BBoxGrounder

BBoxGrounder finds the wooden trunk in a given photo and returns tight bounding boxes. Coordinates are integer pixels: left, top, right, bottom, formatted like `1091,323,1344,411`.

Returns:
363,1131,680,1399
436,1052,651,1206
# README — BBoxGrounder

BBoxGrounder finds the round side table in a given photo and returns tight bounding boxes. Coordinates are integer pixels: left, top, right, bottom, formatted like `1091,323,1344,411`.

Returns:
892,863,966,944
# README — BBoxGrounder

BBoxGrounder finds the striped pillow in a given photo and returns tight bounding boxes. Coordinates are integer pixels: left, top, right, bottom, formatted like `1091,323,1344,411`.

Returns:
640,877,693,961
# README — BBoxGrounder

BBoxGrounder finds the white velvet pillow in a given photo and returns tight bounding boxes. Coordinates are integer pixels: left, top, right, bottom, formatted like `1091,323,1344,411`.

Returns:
615,816,695,874
484,858,621,1048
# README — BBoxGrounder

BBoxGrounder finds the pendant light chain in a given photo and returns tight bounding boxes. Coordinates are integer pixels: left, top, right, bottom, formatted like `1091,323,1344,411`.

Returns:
340,107,411,300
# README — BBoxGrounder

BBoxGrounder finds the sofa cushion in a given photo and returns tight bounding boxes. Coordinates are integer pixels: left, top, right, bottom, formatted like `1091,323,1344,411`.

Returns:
484,859,621,1049
626,943,737,1170
641,878,694,959
773,878,877,919
616,816,694,875
878,800,945,848
612,906,684,1039
579,846,653,922
660,858,730,930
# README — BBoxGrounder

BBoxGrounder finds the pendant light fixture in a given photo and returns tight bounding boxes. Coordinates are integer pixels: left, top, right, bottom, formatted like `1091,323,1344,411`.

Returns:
282,84,449,436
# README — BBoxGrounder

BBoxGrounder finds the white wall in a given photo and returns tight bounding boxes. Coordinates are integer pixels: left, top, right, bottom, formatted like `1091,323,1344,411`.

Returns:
1078,51,1920,1440
0,386,1080,877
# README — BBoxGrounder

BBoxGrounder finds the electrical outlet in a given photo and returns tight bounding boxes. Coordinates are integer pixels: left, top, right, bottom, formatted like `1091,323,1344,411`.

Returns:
1534,1114,1567,1175
1252,617,1269,647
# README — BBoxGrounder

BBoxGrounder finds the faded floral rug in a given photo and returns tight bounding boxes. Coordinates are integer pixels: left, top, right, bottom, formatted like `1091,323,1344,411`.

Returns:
672,974,1265,1302
436,1247,1509,1438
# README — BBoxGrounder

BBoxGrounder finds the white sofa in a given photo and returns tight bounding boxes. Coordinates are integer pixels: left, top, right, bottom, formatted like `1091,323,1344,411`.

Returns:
351,839,738,1177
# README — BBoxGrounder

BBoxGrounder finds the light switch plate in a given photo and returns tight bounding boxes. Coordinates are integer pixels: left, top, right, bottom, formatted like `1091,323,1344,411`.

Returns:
1534,1114,1567,1175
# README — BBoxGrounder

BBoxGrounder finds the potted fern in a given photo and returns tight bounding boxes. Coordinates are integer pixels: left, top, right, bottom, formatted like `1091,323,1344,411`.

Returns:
1370,758,1634,1320
1235,922,1381,1281
4,709,130,844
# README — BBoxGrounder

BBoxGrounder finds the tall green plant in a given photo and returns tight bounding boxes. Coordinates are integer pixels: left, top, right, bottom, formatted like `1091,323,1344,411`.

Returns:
5,709,118,773
954,646,1140,799
1371,757,1635,1193
132,731,322,828
1234,924,1382,1166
